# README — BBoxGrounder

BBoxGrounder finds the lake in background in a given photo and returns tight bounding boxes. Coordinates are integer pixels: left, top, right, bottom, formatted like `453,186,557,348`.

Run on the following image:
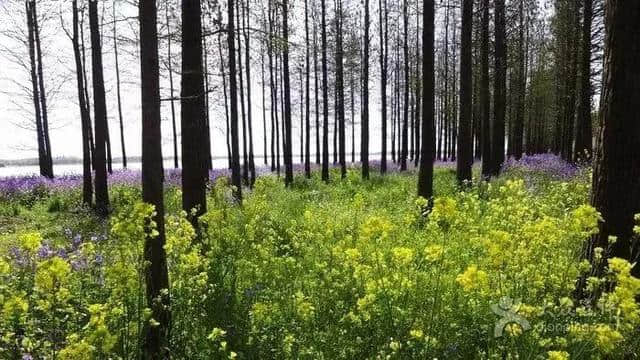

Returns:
0,159,229,178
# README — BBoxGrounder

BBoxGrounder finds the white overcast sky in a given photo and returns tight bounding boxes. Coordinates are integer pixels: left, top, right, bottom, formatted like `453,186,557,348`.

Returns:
0,0,559,164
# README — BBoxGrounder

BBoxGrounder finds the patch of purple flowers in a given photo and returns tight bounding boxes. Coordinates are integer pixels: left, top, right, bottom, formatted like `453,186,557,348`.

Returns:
501,153,579,179
0,158,465,197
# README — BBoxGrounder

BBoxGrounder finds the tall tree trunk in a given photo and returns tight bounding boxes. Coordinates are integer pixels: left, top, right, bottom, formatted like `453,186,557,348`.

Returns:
236,2,249,185
492,0,506,175
25,1,47,179
139,1,171,357
203,24,213,170
480,0,491,178
274,21,281,175
229,0,243,200
268,0,277,172
456,0,473,184
243,0,256,184
32,1,53,178
262,43,268,166
321,0,330,182
418,0,434,200
512,0,525,160
300,70,304,164
218,32,233,169
280,51,286,174
113,2,127,168
304,0,311,177
400,0,409,171
379,0,388,173
71,0,93,205
166,4,179,168
361,0,370,178
391,61,396,163
414,5,421,168
106,121,113,174
336,0,346,178
588,0,640,279
313,12,320,165
443,0,450,161
80,9,96,171
351,72,355,163
451,16,458,162
89,0,110,216
283,0,294,185
575,0,593,162
181,0,208,220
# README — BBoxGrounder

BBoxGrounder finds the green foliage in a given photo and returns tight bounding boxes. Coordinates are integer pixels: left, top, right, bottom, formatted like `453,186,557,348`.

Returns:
1,168,639,359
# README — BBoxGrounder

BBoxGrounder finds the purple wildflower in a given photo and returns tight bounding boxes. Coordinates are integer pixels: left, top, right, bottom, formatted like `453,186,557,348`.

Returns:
37,243,55,260
71,234,83,249
502,153,578,179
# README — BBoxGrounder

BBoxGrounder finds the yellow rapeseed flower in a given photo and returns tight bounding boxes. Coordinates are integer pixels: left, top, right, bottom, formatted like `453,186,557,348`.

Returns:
456,265,489,292
547,351,569,360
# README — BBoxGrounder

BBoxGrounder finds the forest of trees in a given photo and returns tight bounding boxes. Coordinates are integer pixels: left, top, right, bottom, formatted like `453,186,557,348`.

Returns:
1,0,640,356
1,0,607,183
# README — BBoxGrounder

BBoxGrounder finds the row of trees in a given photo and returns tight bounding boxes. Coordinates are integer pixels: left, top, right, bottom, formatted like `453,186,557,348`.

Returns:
4,0,640,354
4,0,604,190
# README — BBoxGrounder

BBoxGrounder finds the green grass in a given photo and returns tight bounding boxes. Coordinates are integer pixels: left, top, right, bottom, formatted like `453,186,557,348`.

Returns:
1,167,639,359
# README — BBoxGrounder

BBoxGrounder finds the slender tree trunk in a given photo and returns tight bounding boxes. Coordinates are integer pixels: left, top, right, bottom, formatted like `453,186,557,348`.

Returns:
379,0,388,173
80,9,96,171
400,0,409,171
262,43,268,166
25,1,47,179
279,53,287,176
321,0,330,182
414,5,421,167
283,0,294,185
181,0,208,219
229,0,242,200
113,2,127,168
333,87,338,165
336,0,346,178
480,0,491,178
361,0,370,178
392,45,397,163
588,0,640,279
203,23,213,170
89,0,110,216
575,0,593,162
274,22,281,175
106,121,113,174
512,0,525,160
313,13,320,165
304,0,311,177
300,70,304,164
139,1,171,358
32,1,53,178
492,0,506,175
443,0,450,161
218,33,233,169
351,72,355,163
236,2,249,184
313,13,320,166
451,16,458,162
166,4,179,168
456,0,473,184
71,0,93,205
243,0,256,184
268,0,277,172
418,0,434,200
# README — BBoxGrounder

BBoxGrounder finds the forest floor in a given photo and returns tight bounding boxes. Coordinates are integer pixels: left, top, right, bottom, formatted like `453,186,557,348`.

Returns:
1,154,639,359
